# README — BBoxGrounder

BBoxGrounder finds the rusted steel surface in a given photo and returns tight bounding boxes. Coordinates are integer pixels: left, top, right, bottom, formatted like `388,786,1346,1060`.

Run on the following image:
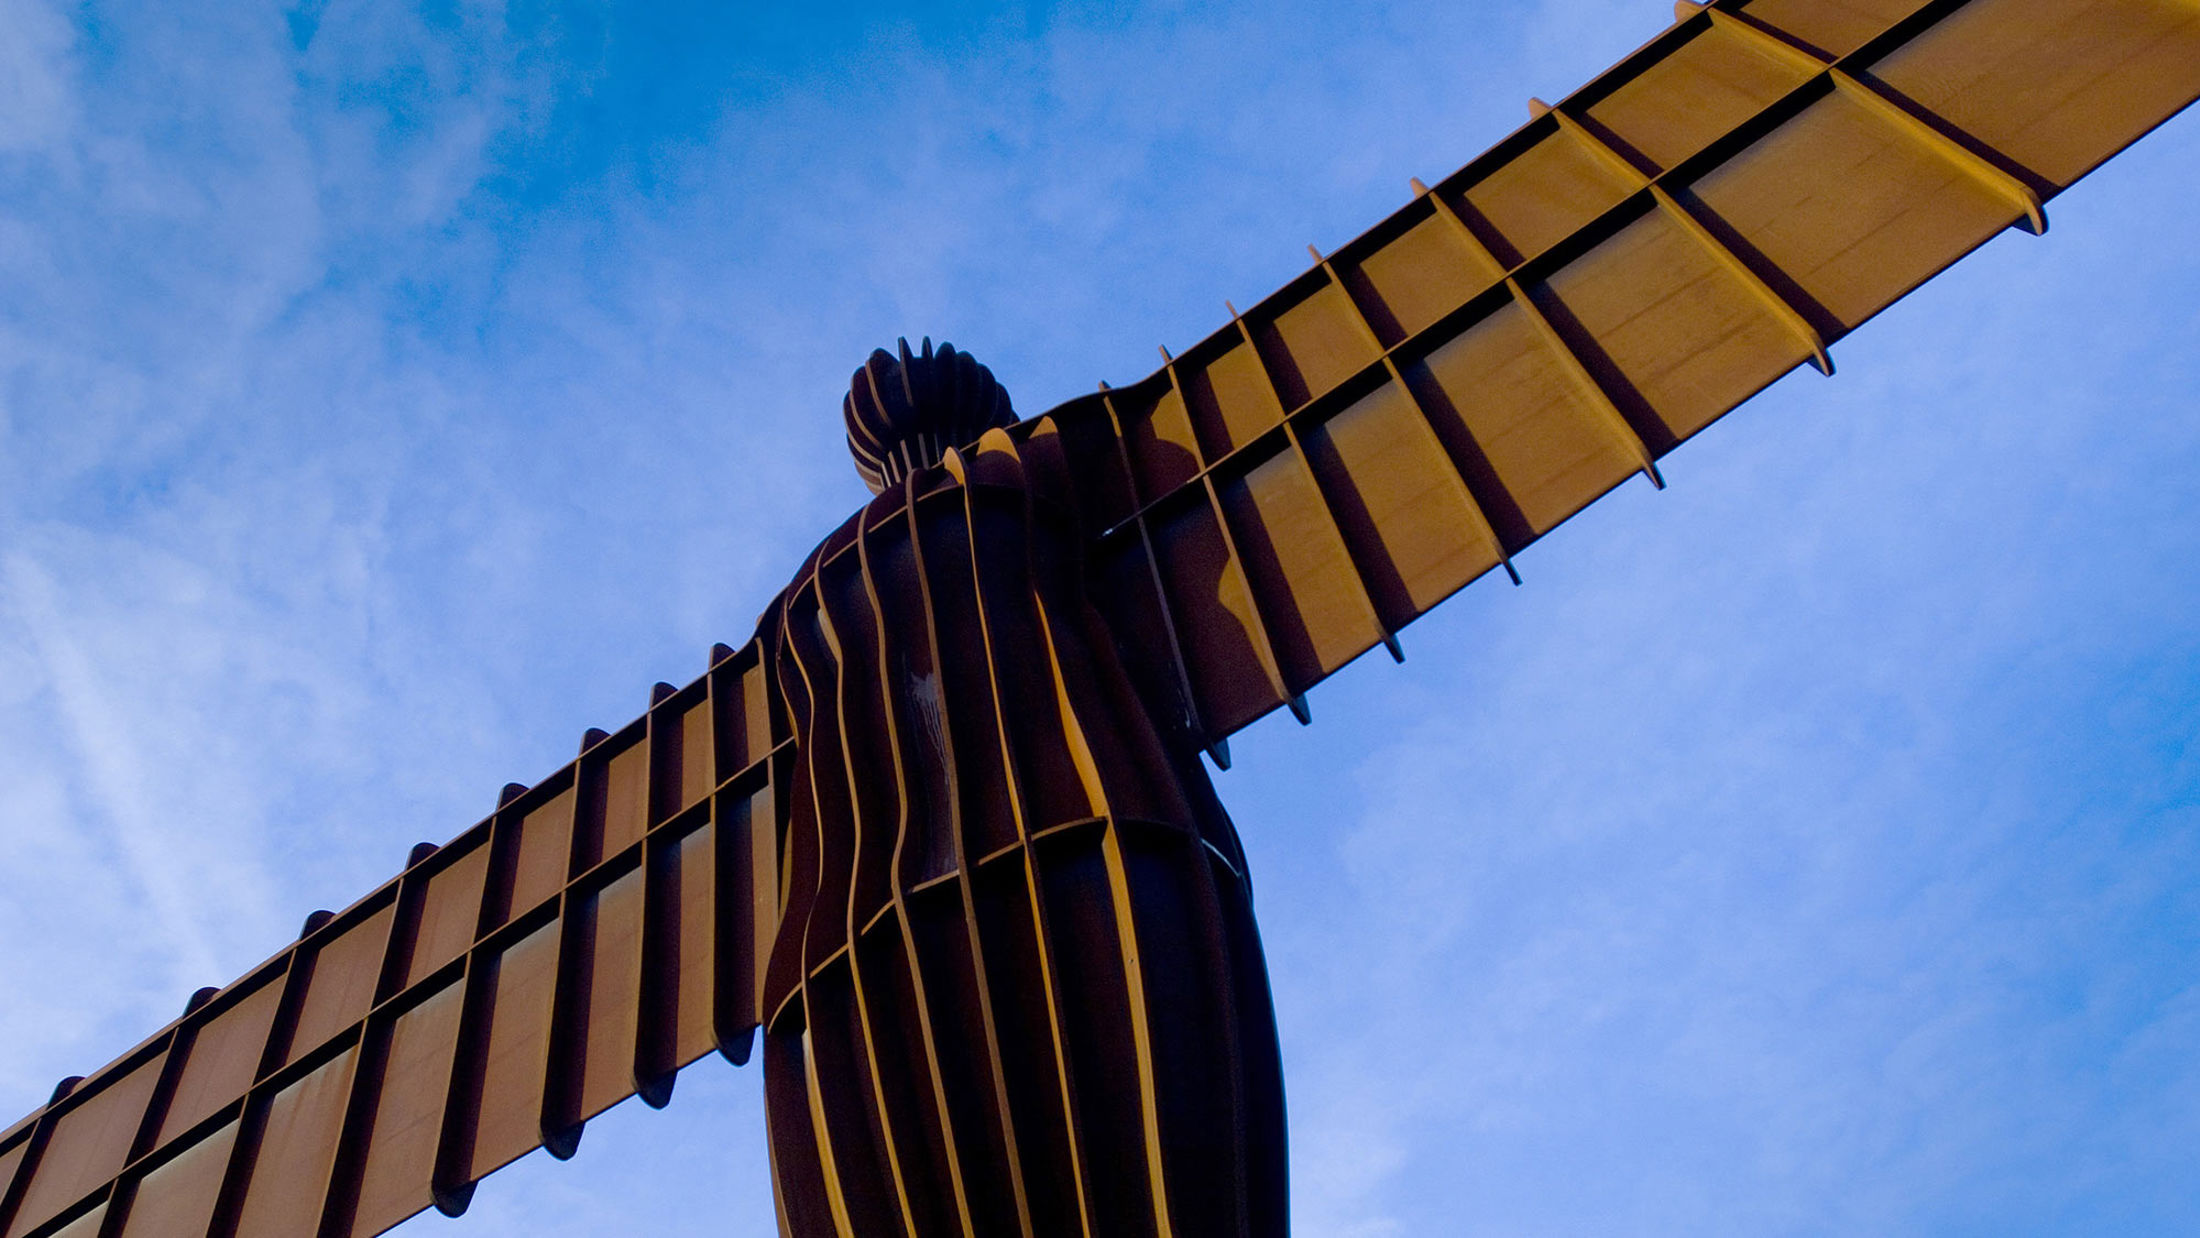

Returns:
2,0,2195,1234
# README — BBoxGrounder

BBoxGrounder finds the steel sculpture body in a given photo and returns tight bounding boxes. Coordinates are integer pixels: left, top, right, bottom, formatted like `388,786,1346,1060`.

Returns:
3,1,2197,1236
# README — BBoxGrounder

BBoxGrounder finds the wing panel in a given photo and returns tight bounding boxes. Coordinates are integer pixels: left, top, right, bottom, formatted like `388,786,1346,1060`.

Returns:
117,1119,236,1238
158,976,283,1145
1537,205,1812,444
467,922,561,1180
511,787,577,921
1585,23,1814,170
409,843,491,987
1152,496,1288,736
1257,281,1385,408
1218,448,1386,688
1408,301,1642,544
4,1057,162,1238
1460,128,1638,265
233,1048,358,1238
1870,0,2200,189
1736,0,1927,57
578,869,648,1122
290,904,396,1065
350,984,464,1237
1300,381,1503,625
1346,206,1505,342
1181,338,1286,454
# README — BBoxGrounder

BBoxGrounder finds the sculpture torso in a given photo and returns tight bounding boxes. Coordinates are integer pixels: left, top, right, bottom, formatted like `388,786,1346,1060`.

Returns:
751,432,1283,1237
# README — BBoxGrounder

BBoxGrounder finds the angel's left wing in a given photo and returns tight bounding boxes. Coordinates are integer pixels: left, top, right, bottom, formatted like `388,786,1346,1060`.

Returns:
0,640,790,1238
1011,0,2200,761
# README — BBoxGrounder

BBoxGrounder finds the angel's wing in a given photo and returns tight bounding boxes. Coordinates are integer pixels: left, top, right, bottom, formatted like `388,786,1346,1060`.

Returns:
0,641,790,1238
1014,0,2200,758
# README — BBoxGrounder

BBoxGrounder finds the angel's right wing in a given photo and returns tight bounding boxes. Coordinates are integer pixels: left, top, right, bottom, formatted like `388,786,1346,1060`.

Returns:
1014,0,2200,757
0,639,791,1238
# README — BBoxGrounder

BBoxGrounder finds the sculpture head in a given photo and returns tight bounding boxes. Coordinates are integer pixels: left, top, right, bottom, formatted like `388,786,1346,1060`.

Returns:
845,337,1017,494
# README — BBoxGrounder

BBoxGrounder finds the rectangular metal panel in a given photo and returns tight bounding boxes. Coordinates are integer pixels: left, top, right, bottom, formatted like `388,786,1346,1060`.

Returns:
602,740,651,859
1345,206,1505,342
1218,450,1384,687
117,1120,237,1238
512,786,577,917
1870,0,2200,189
1153,497,1285,736
579,870,647,1121
468,922,561,1179
678,697,715,812
350,984,465,1237
1537,205,1810,444
1180,339,1285,455
159,977,283,1144
1408,301,1640,544
1460,128,1637,265
1119,384,1205,501
672,824,720,1068
232,1047,359,1238
1256,282,1383,408
1300,381,1502,621
1586,23,1814,169
6,1055,164,1238
408,845,490,986
291,905,396,1064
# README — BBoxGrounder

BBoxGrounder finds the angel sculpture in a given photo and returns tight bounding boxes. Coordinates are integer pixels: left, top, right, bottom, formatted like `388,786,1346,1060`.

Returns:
3,3,2195,1237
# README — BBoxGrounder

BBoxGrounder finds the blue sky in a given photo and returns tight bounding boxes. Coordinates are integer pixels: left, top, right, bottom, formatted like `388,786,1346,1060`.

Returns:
1,1,2196,1234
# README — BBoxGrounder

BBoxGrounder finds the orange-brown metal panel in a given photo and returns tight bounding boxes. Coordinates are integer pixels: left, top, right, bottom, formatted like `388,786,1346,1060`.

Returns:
5,1056,163,1238
1684,86,2019,331
1408,301,1641,545
602,740,651,858
1870,0,2200,190
678,697,715,812
1257,281,1384,408
350,985,465,1237
467,922,561,1179
1152,498,1285,736
116,1120,237,1238
1537,205,1810,445
1737,0,1924,58
1219,451,1384,686
290,905,395,1064
1460,128,1637,265
158,978,283,1145
671,823,720,1067
231,1047,359,1238
407,845,490,987
511,786,577,917
1300,381,1504,619
0,1144,23,1223
1179,339,1285,457
1345,206,1505,343
1119,383,1206,500
578,870,647,1121
1586,23,1813,170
